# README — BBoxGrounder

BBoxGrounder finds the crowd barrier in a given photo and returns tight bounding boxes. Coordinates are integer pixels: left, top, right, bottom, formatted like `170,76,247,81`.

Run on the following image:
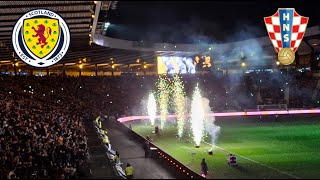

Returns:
114,118,205,179
93,117,126,179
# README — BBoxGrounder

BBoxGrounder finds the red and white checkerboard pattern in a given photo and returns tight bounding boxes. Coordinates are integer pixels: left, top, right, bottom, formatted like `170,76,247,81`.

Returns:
264,10,308,53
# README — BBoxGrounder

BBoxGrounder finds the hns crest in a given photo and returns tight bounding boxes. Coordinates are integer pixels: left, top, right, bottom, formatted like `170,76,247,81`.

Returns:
264,8,308,65
12,9,70,67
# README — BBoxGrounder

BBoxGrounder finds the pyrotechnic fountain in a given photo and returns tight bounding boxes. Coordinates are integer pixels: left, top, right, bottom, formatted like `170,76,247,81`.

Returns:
147,92,157,126
190,85,205,147
145,76,220,150
172,75,187,139
202,98,221,153
156,76,170,130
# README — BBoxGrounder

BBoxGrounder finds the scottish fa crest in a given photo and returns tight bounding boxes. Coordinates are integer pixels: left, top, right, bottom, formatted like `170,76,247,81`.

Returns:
264,8,308,65
12,9,70,67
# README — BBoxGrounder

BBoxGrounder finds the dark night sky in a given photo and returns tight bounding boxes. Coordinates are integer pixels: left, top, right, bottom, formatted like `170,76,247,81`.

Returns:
103,0,319,43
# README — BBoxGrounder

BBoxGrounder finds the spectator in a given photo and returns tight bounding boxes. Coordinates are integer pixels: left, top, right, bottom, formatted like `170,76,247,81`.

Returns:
113,151,120,165
125,163,133,179
201,158,208,177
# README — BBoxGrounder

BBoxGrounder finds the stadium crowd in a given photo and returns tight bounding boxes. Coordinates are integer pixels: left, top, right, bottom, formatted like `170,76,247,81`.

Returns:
0,76,91,179
0,69,318,178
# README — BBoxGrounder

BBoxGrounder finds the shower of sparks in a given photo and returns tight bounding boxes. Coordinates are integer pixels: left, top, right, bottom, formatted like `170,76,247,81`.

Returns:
191,84,205,146
147,92,157,126
172,75,186,138
156,75,170,129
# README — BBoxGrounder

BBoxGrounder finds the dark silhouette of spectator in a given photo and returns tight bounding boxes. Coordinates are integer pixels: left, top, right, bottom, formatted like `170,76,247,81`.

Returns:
201,158,208,177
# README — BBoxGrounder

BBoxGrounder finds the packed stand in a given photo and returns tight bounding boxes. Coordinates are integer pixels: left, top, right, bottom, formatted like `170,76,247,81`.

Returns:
0,70,319,179
0,76,91,179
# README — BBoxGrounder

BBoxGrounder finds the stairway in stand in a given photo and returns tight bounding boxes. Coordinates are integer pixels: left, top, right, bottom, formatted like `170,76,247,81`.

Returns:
84,120,117,179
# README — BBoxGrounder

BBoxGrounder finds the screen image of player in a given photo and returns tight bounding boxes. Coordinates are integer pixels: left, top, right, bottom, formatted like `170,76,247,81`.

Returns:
157,56,196,74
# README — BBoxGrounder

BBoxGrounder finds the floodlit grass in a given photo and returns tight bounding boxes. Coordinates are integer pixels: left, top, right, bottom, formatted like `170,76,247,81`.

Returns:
131,120,320,179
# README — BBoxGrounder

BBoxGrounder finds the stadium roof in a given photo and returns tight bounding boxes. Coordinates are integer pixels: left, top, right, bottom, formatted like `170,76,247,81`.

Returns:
104,1,320,43
0,1,194,69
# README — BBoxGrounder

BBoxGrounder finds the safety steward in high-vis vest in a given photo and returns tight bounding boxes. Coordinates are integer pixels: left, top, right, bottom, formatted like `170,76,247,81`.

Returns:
103,135,109,144
125,163,133,179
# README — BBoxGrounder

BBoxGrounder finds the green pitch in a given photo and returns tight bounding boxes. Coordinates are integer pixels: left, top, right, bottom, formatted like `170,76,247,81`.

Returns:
130,120,320,179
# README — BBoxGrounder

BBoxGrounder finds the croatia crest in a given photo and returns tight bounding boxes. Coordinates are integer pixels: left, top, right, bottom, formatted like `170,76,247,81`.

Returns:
12,9,70,67
264,8,308,65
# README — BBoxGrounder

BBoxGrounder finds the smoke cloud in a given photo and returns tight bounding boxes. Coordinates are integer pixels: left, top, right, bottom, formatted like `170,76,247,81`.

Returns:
202,97,221,146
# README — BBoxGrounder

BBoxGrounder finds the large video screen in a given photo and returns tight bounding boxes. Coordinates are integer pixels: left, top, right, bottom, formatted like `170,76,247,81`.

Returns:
157,56,196,74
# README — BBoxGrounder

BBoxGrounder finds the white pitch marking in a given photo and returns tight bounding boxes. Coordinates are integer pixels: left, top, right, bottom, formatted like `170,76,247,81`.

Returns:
204,142,302,179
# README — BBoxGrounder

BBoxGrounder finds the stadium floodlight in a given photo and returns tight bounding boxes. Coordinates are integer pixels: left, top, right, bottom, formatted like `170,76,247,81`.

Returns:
111,1,118,10
102,22,111,35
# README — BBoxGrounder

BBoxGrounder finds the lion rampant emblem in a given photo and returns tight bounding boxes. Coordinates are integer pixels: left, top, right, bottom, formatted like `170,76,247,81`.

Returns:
32,24,52,48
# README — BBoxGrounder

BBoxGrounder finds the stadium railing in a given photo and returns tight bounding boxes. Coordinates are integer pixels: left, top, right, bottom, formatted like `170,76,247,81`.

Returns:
93,118,126,179
113,118,205,179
